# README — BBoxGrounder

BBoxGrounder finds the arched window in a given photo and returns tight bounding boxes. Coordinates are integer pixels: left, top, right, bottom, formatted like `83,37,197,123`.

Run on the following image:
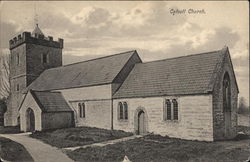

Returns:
123,102,128,120
118,102,123,119
81,103,85,118
78,103,82,117
172,99,178,120
118,102,128,120
223,72,231,112
165,99,171,120
79,103,85,118
164,99,179,121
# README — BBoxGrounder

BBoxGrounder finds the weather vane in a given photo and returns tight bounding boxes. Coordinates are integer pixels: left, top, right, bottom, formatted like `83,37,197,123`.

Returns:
34,2,38,26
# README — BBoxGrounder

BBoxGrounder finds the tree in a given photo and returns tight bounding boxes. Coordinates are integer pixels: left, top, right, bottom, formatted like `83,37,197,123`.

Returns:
0,51,10,125
238,97,249,114
0,97,7,113
0,51,10,98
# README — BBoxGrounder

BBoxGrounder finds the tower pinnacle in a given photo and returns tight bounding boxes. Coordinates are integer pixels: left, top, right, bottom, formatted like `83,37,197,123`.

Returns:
32,24,44,37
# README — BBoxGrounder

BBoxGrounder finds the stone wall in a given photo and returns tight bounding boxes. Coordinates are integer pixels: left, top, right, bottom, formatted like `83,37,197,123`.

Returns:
57,84,112,129
5,44,27,126
5,33,63,126
26,43,62,84
113,94,214,141
212,51,238,140
42,112,74,130
9,44,27,77
70,100,112,129
4,76,26,126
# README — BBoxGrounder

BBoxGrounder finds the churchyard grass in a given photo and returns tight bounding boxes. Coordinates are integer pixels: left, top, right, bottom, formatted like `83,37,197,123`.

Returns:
66,126,250,162
0,137,34,162
29,126,133,148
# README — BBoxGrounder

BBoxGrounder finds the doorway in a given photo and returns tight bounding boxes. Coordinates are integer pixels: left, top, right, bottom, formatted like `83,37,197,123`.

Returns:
138,110,146,135
26,108,35,132
225,111,231,137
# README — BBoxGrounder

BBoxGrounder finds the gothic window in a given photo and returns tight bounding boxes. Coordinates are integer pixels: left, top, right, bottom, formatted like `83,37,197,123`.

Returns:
164,99,178,121
118,102,123,119
118,102,128,120
78,103,82,117
164,99,171,120
172,99,178,120
79,103,85,118
223,72,231,112
123,102,128,120
81,103,85,118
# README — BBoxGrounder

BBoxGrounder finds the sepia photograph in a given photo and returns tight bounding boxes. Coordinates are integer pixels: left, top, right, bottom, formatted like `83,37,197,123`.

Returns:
0,1,249,162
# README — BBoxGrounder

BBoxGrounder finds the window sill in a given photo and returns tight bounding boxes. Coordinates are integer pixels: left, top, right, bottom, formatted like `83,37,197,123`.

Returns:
163,120,179,123
118,119,129,122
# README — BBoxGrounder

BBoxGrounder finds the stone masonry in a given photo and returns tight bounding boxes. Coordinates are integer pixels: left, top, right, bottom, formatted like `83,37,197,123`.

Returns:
5,31,63,126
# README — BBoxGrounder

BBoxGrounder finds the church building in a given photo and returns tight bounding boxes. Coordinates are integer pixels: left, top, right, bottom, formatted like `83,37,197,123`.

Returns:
4,25,239,141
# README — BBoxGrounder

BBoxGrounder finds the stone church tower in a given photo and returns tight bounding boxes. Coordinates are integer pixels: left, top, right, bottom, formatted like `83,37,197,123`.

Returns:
4,25,64,126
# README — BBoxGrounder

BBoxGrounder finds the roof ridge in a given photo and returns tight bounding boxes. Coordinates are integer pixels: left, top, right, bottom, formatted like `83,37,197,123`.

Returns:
31,89,61,93
63,50,136,67
141,49,223,65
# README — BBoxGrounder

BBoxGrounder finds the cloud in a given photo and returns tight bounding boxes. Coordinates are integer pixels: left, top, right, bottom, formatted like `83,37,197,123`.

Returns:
0,21,19,49
63,53,106,65
0,1,248,103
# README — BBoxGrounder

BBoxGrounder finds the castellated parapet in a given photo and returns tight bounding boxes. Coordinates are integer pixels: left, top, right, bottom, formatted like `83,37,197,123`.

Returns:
9,32,63,50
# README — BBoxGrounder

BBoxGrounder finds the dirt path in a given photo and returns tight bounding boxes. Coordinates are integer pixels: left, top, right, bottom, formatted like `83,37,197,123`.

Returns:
63,135,143,151
0,133,73,162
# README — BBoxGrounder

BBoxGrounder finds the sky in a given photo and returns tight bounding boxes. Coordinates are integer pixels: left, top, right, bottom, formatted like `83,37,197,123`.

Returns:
0,1,249,104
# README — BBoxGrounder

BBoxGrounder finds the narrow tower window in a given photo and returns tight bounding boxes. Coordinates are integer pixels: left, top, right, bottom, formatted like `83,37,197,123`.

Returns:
16,84,19,91
16,53,20,65
41,53,49,64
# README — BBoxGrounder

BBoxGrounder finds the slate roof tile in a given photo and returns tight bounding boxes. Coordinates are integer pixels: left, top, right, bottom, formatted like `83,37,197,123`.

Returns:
30,90,72,112
26,50,136,91
113,49,226,98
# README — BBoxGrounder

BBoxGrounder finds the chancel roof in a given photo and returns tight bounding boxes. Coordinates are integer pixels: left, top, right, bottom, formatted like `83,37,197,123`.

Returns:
113,48,231,98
